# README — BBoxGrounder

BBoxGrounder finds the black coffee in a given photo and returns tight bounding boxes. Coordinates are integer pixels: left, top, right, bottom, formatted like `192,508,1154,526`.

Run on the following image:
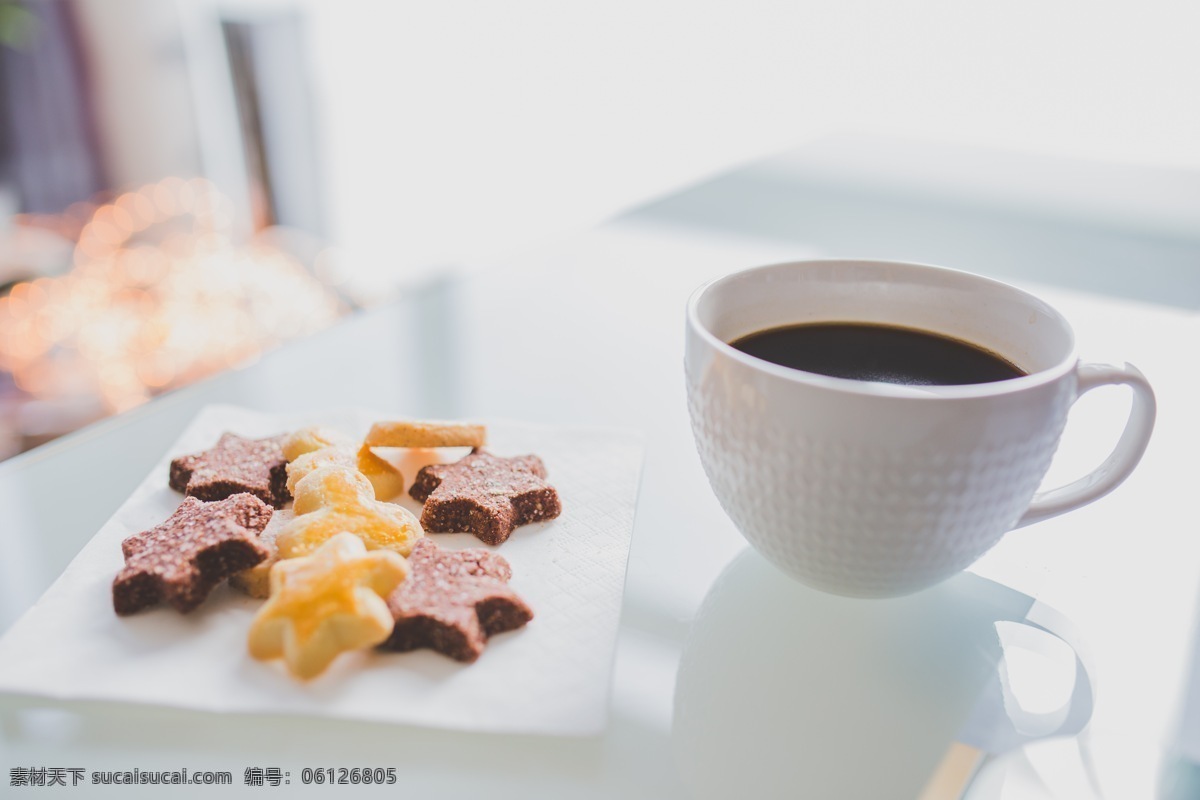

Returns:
730,322,1025,386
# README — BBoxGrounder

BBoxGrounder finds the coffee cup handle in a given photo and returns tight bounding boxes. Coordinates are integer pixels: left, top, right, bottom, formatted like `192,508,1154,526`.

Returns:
1016,362,1156,529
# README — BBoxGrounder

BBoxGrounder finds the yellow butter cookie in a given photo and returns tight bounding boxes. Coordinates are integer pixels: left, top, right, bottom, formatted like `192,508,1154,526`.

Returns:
356,444,405,500
364,420,487,449
282,425,404,500
280,427,352,462
277,466,422,560
248,532,407,679
286,446,356,495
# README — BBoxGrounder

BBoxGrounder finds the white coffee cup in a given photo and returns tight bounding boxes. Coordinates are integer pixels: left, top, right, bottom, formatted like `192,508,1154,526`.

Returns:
684,259,1156,598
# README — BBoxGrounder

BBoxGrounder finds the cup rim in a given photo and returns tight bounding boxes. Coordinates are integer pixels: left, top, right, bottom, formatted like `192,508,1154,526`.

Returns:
686,258,1079,400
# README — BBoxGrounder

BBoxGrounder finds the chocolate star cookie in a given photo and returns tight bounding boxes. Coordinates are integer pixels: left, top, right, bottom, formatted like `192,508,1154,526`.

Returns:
170,432,291,507
113,493,273,615
378,538,532,662
408,449,561,545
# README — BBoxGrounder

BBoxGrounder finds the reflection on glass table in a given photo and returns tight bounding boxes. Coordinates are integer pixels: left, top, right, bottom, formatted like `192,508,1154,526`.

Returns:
675,551,1092,799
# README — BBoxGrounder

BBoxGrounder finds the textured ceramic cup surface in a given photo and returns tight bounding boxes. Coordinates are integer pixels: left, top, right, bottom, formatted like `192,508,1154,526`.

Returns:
685,259,1156,598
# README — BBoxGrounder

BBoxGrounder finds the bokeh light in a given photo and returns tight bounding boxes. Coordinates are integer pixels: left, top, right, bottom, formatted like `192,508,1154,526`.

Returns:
0,177,345,423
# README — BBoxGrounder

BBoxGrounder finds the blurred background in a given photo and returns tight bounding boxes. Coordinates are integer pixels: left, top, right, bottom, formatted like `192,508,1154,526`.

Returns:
0,0,1197,457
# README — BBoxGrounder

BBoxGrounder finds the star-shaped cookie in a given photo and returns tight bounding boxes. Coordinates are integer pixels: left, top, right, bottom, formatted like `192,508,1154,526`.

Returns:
275,465,423,560
408,449,562,545
248,532,408,680
113,493,273,615
170,432,291,508
378,538,533,662
281,426,404,500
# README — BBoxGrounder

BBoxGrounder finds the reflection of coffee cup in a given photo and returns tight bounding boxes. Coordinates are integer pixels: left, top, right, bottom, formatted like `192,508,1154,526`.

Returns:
672,550,1093,799
685,260,1156,597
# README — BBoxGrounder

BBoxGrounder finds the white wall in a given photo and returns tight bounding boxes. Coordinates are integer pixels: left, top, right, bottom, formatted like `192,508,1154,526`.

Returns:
199,0,1200,279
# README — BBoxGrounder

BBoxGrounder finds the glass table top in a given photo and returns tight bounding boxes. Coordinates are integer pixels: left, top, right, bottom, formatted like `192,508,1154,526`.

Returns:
3,154,1200,798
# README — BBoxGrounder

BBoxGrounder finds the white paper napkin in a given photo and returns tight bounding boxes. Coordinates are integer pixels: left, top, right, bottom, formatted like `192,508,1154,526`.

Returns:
0,405,644,736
